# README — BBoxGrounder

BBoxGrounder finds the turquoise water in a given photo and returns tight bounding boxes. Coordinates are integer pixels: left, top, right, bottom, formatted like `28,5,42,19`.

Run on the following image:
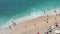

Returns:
0,0,60,27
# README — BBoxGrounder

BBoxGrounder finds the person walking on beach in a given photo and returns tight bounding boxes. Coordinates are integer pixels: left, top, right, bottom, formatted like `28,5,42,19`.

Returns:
9,26,11,30
47,15,49,18
34,23,36,26
12,21,16,26
25,26,27,28
55,22,58,27
54,10,58,16
46,21,48,23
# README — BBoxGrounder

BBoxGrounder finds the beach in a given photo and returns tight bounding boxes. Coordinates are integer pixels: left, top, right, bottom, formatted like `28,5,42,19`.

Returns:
0,0,60,34
0,15,60,34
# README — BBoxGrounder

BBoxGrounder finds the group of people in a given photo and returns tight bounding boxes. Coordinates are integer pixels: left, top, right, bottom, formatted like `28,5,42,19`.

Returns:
37,20,59,34
9,21,16,30
37,10,60,34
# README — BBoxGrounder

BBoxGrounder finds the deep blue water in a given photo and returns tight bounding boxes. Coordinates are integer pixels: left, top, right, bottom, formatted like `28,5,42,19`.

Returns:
0,0,60,27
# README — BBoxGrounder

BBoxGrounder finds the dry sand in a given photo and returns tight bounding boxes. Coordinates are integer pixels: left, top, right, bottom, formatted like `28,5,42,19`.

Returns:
0,15,60,34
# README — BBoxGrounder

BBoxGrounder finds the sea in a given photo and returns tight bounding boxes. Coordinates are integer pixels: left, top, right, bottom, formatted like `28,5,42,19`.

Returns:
0,0,60,28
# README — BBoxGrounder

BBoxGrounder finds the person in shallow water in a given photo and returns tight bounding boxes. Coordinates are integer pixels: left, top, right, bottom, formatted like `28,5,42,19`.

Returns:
54,10,56,13
44,11,46,14
55,22,58,27
12,21,16,26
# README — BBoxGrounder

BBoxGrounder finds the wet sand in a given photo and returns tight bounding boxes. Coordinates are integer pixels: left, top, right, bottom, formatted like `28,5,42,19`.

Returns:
0,15,60,34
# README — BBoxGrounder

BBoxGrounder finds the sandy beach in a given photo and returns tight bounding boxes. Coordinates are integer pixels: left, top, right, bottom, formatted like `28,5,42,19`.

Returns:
0,0,60,34
0,15,60,34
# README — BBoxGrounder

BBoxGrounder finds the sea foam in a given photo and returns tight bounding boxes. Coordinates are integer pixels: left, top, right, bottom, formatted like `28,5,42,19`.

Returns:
1,8,60,29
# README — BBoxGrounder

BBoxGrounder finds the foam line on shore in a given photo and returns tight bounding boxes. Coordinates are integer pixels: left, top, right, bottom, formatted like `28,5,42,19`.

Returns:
1,8,60,29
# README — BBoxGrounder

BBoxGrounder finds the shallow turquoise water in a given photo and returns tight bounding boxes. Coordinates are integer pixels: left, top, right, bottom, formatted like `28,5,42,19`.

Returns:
0,0,60,27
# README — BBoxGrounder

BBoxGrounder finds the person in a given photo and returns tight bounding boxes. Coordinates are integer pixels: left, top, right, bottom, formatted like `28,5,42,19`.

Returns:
46,21,48,23
34,23,36,26
55,18,57,21
55,22,58,27
25,26,27,28
9,26,11,30
47,18,48,20
47,15,48,18
59,13,60,15
54,10,56,13
48,26,52,33
37,32,40,34
55,13,58,16
44,11,46,14
12,21,16,26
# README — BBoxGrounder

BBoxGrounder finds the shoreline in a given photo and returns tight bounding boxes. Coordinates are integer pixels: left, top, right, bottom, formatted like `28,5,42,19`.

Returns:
0,10,59,29
0,14,57,29
0,14,60,34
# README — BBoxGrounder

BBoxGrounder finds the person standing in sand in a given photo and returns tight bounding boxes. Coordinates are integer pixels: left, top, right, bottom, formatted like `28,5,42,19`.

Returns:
46,21,48,23
34,23,36,26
